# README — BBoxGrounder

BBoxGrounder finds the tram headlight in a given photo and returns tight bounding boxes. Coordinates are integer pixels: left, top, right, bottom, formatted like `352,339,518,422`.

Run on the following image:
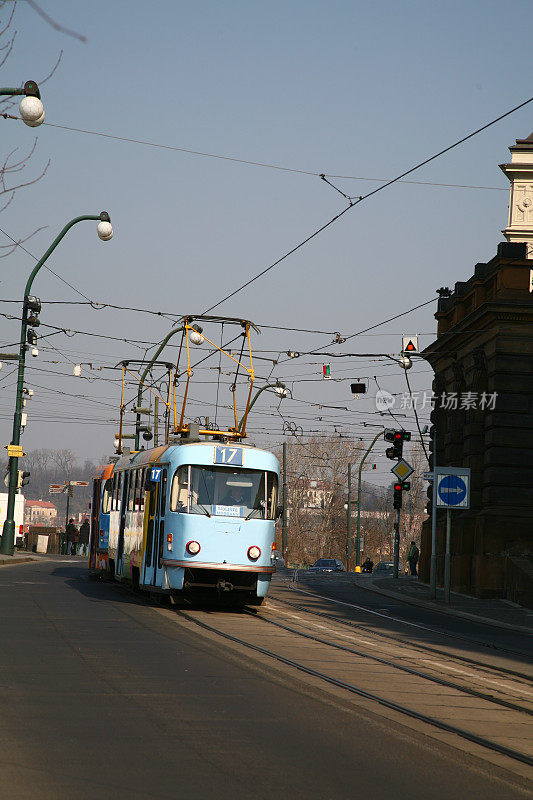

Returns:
186,540,201,555
247,545,261,561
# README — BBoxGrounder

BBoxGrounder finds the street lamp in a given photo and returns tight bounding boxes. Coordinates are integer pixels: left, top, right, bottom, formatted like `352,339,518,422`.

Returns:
0,212,113,555
0,81,45,126
237,381,287,431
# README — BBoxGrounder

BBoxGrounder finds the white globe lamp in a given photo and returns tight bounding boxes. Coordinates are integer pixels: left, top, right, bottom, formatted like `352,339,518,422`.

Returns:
97,221,113,241
19,95,45,127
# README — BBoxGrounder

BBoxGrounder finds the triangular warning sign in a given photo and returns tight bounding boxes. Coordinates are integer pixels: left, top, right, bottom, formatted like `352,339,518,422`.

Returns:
402,335,418,354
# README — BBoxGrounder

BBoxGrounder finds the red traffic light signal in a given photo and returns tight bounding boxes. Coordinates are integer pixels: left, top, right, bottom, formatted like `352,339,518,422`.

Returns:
393,483,402,509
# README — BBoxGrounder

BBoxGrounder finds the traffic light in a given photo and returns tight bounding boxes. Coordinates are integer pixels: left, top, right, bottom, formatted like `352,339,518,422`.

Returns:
384,429,411,460
350,382,367,394
393,482,402,509
17,470,30,490
401,481,410,491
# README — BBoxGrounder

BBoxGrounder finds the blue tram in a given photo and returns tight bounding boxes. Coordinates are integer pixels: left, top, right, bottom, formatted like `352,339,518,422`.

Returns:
89,462,114,571
91,437,280,604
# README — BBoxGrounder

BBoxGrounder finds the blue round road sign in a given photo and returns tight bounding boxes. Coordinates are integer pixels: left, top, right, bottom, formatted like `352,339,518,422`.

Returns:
438,474,467,506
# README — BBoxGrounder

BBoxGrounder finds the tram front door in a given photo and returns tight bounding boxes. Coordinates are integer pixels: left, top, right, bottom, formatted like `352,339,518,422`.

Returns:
142,467,167,588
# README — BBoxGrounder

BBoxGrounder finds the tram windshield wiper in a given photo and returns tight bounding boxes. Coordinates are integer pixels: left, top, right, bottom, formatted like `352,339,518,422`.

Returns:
195,503,211,518
245,504,264,521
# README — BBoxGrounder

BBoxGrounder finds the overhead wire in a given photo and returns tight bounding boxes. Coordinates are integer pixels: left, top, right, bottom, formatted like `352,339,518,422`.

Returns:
22,118,507,192
200,94,533,315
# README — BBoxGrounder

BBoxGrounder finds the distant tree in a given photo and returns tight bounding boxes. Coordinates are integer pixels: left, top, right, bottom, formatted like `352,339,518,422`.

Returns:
276,435,362,566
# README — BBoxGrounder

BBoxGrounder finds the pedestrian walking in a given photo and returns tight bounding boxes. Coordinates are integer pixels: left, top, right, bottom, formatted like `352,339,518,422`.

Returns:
78,518,90,556
407,541,419,576
66,519,78,555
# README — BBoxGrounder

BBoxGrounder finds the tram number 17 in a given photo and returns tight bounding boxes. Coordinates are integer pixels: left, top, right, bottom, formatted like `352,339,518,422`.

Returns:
214,446,243,466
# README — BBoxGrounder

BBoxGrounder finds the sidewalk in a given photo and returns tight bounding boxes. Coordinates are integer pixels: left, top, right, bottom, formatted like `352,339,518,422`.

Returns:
351,573,533,633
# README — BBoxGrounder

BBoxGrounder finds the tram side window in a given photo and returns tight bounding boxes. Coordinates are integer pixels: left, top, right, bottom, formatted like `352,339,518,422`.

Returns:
170,466,188,512
267,472,278,519
110,474,117,511
128,471,136,512
102,478,113,514
138,468,146,512
116,473,123,512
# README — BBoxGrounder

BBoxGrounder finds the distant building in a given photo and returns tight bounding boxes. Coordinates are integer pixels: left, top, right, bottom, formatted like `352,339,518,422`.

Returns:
296,479,333,511
24,500,58,526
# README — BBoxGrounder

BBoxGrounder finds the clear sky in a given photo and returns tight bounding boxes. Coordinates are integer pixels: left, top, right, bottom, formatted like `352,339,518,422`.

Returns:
1,0,532,484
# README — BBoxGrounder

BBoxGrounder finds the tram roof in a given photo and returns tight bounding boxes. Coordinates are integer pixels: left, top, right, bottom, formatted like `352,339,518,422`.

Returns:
113,441,279,473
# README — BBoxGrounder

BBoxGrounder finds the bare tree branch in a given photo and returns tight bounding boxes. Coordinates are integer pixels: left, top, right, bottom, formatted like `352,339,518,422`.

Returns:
25,1,86,43
0,224,47,257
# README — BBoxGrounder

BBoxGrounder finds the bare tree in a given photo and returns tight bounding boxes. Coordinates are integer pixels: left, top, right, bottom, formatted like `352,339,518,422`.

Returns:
51,448,76,478
277,435,362,566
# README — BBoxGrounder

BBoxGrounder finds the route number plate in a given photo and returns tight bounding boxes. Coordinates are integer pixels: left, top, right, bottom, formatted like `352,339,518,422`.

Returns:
150,467,162,482
214,446,242,466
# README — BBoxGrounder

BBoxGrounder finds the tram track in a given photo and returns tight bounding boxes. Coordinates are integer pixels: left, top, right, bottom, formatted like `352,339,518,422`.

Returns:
176,605,533,771
244,605,533,716
269,587,533,682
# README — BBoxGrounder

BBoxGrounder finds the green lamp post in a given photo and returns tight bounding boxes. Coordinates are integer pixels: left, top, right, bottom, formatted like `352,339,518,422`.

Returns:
0,212,113,555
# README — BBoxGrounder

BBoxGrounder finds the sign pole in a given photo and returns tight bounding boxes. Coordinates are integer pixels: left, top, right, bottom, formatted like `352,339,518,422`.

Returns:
430,426,438,599
64,481,71,555
444,508,451,604
393,507,400,578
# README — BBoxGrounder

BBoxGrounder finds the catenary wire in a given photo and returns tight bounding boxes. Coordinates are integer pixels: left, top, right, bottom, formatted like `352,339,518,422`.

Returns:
200,95,533,315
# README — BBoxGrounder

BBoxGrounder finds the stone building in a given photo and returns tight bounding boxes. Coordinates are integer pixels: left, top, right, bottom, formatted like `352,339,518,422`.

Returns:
419,133,533,606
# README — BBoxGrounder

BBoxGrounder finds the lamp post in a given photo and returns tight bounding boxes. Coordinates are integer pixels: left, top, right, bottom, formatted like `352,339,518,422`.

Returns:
0,81,45,126
237,381,287,431
0,212,113,555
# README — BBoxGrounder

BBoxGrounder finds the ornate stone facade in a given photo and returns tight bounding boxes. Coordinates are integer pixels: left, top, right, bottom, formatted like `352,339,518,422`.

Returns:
420,242,533,604
500,132,533,257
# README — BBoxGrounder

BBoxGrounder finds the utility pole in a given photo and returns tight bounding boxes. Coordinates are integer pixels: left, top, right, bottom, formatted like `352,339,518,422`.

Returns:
356,430,383,570
154,396,159,447
282,442,288,561
346,463,351,570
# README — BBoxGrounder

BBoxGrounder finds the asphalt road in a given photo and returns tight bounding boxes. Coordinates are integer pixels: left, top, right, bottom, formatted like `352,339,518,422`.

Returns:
0,559,529,800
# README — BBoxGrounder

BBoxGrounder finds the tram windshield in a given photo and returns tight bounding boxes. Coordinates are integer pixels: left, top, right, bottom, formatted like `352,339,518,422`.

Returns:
170,466,278,519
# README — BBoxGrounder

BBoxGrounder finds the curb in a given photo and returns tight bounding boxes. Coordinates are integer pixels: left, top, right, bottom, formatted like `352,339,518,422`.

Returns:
0,556,37,567
351,577,533,635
